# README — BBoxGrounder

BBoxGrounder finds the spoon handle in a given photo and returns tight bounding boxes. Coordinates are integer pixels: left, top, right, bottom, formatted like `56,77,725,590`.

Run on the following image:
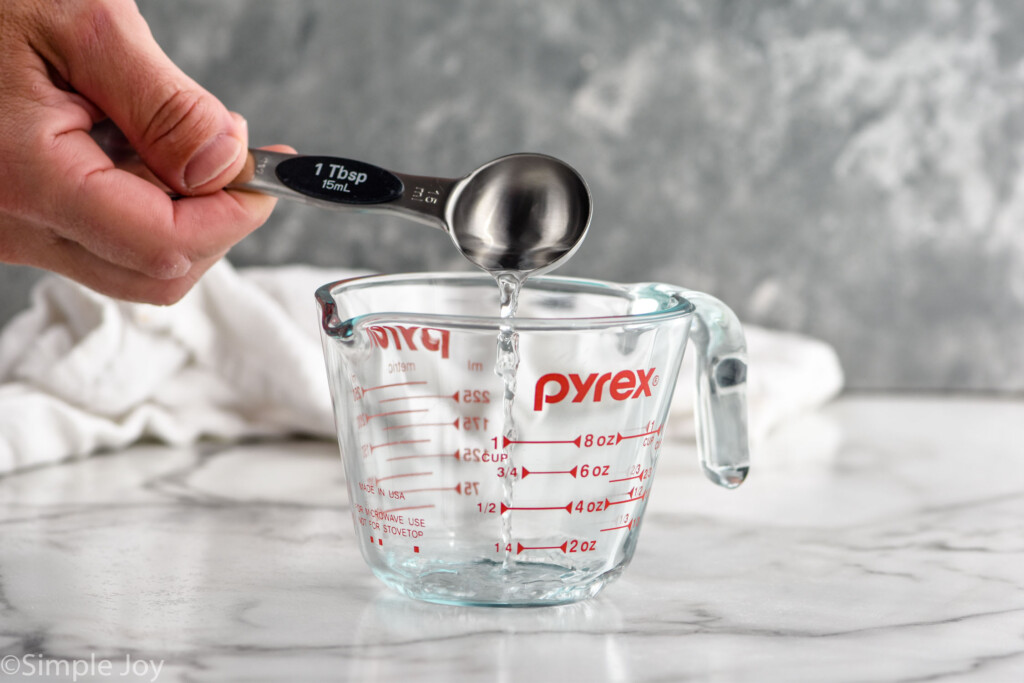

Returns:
234,150,458,229
232,150,456,230
91,121,455,231
235,150,401,204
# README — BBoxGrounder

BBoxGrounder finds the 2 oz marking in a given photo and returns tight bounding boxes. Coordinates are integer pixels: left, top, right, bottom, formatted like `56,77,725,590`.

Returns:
494,540,598,554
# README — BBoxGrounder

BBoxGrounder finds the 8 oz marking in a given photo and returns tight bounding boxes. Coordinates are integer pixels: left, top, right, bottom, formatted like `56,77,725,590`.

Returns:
583,433,615,447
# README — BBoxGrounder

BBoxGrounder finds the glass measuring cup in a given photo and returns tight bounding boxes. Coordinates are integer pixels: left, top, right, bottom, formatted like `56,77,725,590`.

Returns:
315,273,749,606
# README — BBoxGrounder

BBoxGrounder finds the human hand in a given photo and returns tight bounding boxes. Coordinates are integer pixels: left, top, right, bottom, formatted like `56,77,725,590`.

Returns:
0,0,288,304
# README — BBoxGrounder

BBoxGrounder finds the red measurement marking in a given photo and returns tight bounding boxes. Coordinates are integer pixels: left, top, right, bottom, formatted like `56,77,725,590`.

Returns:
370,535,383,546
609,473,643,483
379,391,460,404
500,502,573,514
600,520,636,532
517,542,568,554
414,546,420,553
386,450,460,462
604,492,646,507
382,504,436,514
521,466,578,479
615,425,663,444
503,435,581,448
398,486,458,494
363,381,428,393
375,471,433,483
369,438,431,452
383,419,459,432
366,408,428,422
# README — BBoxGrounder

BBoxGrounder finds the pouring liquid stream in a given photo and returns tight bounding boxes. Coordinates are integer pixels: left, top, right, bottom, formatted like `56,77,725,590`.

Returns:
493,272,524,572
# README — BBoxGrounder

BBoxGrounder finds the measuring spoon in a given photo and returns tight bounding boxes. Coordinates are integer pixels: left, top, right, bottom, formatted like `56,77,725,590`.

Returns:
236,150,592,276
94,124,592,276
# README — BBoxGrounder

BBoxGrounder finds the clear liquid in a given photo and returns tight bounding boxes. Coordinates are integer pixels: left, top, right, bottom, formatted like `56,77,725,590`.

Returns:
494,272,524,570
383,557,614,606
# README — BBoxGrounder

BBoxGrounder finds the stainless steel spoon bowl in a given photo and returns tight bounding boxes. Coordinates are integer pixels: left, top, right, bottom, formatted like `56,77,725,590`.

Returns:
445,154,592,273
233,149,592,275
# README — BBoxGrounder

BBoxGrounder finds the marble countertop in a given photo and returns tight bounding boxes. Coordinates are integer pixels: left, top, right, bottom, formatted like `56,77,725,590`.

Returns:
1,394,1022,682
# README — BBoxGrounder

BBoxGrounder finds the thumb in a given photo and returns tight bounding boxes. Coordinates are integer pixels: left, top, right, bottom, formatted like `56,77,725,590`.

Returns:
50,1,246,195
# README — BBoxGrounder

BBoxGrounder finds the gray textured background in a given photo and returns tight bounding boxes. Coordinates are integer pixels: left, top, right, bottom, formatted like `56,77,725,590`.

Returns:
2,0,1023,392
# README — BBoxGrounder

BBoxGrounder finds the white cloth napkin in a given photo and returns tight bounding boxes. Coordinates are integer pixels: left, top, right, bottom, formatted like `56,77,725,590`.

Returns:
0,261,843,475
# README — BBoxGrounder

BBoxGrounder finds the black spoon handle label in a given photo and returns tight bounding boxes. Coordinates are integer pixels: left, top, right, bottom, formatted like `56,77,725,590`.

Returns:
275,156,404,205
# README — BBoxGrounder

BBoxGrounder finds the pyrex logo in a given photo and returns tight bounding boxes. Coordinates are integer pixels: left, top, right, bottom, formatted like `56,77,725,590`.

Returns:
367,325,450,359
533,368,657,411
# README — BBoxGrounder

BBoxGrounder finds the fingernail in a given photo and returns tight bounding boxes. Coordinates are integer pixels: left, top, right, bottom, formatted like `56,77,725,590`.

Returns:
184,133,243,191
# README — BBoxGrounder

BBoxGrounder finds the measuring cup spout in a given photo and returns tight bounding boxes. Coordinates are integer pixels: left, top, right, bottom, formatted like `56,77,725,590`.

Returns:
682,291,750,488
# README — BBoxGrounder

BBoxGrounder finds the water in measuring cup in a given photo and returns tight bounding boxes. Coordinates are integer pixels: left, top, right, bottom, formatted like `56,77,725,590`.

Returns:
494,272,524,570
393,264,620,605
344,265,679,605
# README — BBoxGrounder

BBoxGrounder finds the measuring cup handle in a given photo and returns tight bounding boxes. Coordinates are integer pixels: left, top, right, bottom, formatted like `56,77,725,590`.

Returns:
682,290,750,488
